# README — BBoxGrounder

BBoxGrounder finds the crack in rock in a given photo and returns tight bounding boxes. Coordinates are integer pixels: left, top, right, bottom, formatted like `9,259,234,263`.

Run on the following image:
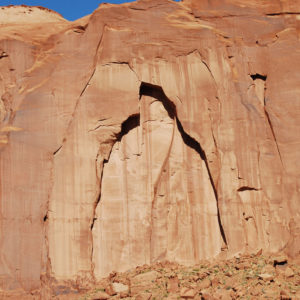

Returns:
53,145,62,156
250,73,283,168
90,113,140,276
139,81,228,247
238,186,260,192
91,79,228,273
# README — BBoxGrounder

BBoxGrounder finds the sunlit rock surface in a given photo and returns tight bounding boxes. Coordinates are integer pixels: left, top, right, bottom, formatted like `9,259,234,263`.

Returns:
0,0,299,295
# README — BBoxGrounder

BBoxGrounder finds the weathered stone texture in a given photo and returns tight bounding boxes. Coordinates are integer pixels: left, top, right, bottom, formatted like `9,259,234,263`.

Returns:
0,0,299,294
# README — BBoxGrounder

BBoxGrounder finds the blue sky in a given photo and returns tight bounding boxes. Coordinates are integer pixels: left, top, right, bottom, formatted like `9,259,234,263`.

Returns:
1,0,181,21
0,0,139,21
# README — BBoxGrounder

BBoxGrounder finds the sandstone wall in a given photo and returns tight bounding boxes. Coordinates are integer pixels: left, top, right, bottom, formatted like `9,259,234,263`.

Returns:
0,0,299,294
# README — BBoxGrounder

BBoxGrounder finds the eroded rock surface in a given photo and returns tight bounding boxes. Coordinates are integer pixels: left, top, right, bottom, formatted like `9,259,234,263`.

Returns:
0,0,299,296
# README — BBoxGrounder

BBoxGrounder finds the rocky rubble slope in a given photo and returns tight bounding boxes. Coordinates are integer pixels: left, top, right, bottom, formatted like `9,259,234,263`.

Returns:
67,254,300,299
0,0,300,296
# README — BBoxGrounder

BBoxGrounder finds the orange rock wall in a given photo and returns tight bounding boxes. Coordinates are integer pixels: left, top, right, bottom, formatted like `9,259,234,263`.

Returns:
0,0,299,294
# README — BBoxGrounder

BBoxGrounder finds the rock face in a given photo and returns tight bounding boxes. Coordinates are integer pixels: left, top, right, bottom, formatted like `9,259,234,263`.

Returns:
0,0,299,295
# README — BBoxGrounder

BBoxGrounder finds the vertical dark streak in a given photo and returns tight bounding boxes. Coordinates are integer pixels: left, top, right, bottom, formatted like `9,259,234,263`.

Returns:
139,82,228,246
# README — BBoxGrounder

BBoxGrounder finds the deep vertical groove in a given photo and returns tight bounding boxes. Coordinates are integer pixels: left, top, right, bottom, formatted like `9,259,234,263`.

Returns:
264,107,283,167
149,117,176,262
42,153,56,286
139,82,228,247
90,155,109,278
90,114,140,274
60,24,107,147
93,81,228,273
176,117,228,246
250,73,283,168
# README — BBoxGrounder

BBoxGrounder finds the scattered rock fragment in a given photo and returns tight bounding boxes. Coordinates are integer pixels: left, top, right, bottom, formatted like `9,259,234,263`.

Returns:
105,283,117,296
284,267,294,278
79,254,299,300
251,286,262,296
111,282,129,297
280,290,292,300
135,292,152,300
225,271,233,277
214,289,232,300
258,273,274,281
167,276,179,293
166,293,179,300
130,271,159,296
198,278,211,290
201,289,216,300
180,287,197,298
112,282,129,293
211,277,220,287
262,264,275,274
91,291,110,300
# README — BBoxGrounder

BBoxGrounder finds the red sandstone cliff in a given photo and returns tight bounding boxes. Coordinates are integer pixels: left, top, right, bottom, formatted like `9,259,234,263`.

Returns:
0,0,299,296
